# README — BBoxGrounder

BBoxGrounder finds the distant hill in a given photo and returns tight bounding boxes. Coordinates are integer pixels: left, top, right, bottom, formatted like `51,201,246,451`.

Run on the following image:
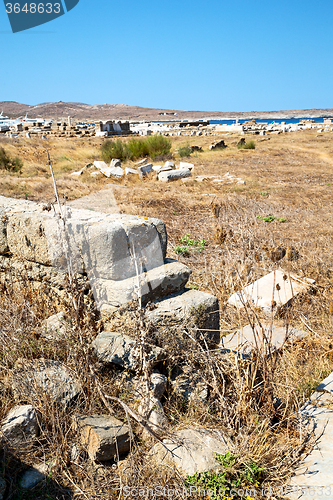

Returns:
1,101,333,121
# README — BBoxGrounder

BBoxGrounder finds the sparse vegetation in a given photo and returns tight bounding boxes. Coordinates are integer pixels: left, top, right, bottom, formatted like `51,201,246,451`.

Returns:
174,233,207,255
256,215,286,222
237,140,256,149
178,145,193,158
101,135,172,162
186,452,265,499
0,147,23,173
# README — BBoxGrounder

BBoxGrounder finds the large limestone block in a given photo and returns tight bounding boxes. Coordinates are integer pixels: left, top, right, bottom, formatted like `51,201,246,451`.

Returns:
74,414,130,460
11,359,82,406
158,169,191,182
149,428,231,476
147,288,220,346
1,404,40,447
91,331,163,370
92,259,191,309
2,196,167,280
220,324,307,356
227,270,315,316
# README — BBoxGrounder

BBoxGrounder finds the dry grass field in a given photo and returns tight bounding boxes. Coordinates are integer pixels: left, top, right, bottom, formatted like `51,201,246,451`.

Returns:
0,130,333,499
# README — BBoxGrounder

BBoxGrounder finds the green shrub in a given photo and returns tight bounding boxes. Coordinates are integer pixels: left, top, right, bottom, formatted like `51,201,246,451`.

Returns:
101,135,172,162
178,145,193,158
101,140,131,162
238,140,256,150
143,135,171,158
174,234,207,256
0,147,23,173
186,452,265,500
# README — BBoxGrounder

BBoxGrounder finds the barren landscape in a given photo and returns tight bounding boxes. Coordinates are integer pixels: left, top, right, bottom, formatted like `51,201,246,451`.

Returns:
1,101,333,121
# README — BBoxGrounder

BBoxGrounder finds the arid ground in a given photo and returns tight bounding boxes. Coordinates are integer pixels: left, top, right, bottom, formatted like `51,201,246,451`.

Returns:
1,129,333,498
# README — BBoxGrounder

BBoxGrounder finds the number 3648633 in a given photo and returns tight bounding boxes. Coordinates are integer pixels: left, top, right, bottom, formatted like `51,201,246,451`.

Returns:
5,3,61,14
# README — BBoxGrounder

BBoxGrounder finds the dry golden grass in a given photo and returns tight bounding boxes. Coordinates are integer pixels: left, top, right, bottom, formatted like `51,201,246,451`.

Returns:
1,129,333,498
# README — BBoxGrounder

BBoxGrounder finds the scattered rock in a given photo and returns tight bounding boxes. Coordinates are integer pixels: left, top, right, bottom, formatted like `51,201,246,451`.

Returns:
179,162,194,171
158,169,191,182
42,311,69,340
138,395,169,436
74,414,130,461
1,405,40,448
110,159,121,168
227,270,315,316
11,358,82,407
171,366,208,402
149,428,231,476
70,169,84,176
152,165,172,174
20,463,48,489
220,324,307,356
125,167,139,175
147,288,220,347
209,140,227,150
91,331,163,370
138,163,153,178
288,401,333,498
164,161,175,169
135,158,148,166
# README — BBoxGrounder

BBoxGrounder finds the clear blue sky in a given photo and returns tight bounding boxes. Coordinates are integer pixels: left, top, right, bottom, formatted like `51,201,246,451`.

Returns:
1,0,332,112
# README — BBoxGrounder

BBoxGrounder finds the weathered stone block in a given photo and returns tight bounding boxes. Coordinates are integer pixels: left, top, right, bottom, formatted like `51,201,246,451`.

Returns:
227,270,315,316
91,331,163,370
74,414,130,460
11,359,82,406
92,259,191,309
220,324,307,356
1,405,40,447
147,288,220,346
158,169,191,182
149,428,231,476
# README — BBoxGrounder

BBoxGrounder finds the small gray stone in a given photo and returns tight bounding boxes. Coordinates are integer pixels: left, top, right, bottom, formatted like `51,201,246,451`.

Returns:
316,371,333,394
91,332,163,370
20,463,47,489
150,373,167,400
179,162,194,171
74,414,130,461
164,161,175,169
125,167,139,175
138,395,169,436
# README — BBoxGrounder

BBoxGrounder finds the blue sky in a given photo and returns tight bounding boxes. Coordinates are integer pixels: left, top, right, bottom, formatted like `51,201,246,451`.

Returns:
0,0,332,112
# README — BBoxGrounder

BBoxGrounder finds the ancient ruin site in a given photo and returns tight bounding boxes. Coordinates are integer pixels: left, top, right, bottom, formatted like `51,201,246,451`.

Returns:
0,103,333,499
